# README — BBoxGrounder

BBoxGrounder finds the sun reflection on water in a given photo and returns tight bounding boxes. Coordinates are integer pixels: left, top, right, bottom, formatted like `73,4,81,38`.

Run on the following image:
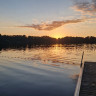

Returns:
0,44,96,96
0,44,96,68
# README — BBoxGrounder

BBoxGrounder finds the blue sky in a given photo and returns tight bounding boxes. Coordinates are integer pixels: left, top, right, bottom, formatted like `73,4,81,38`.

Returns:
0,0,96,38
0,0,75,23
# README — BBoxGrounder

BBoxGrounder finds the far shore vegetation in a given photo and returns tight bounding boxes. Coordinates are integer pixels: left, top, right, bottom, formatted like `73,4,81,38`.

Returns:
0,34,96,48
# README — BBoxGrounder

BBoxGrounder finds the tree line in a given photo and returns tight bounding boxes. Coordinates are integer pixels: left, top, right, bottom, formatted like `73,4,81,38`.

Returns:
0,34,56,48
0,34,96,48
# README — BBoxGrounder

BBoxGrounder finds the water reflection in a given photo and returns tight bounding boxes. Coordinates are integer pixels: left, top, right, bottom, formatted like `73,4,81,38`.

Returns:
1,44,96,65
0,44,96,96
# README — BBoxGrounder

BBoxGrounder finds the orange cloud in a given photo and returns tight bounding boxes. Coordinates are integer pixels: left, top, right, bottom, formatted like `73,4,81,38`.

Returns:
19,19,85,31
73,0,96,15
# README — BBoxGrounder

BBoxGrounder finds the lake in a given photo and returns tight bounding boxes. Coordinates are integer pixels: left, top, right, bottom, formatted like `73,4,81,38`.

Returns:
0,44,96,96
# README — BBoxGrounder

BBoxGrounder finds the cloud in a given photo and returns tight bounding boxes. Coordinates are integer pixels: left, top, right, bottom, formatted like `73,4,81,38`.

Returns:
19,0,94,31
19,19,85,31
73,0,96,15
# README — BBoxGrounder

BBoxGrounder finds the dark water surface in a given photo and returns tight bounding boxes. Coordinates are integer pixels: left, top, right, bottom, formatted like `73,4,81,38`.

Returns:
0,44,96,96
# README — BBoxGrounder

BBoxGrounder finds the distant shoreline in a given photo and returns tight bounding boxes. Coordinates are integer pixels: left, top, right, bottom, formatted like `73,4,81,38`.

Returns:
0,34,96,48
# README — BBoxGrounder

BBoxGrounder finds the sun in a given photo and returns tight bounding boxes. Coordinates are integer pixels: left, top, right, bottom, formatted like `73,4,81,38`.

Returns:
51,31,63,39
53,35,62,39
54,36,60,39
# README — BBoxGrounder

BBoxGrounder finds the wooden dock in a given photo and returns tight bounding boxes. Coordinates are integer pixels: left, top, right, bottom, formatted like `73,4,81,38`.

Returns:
74,62,96,96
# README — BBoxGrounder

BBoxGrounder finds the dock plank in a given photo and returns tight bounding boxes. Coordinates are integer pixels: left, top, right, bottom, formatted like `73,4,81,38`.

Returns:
79,62,96,96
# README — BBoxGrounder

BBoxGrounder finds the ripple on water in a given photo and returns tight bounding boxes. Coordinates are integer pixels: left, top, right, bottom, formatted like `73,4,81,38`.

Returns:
0,44,96,96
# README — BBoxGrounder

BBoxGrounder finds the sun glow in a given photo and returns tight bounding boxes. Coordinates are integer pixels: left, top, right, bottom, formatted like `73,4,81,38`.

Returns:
52,34,63,39
54,36,60,39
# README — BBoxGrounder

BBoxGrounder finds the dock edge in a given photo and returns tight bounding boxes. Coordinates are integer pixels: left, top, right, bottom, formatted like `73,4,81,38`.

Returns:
74,62,85,96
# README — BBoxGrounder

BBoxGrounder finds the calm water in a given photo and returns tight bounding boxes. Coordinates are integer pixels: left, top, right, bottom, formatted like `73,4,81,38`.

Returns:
0,44,96,96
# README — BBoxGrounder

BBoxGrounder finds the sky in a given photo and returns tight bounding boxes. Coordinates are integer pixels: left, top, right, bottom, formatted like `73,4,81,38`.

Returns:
0,0,96,38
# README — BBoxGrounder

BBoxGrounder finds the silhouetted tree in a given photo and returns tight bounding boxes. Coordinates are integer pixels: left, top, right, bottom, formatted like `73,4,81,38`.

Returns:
0,34,96,49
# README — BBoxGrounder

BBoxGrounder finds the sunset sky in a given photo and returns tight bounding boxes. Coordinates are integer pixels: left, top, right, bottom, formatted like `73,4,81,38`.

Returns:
0,0,96,38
